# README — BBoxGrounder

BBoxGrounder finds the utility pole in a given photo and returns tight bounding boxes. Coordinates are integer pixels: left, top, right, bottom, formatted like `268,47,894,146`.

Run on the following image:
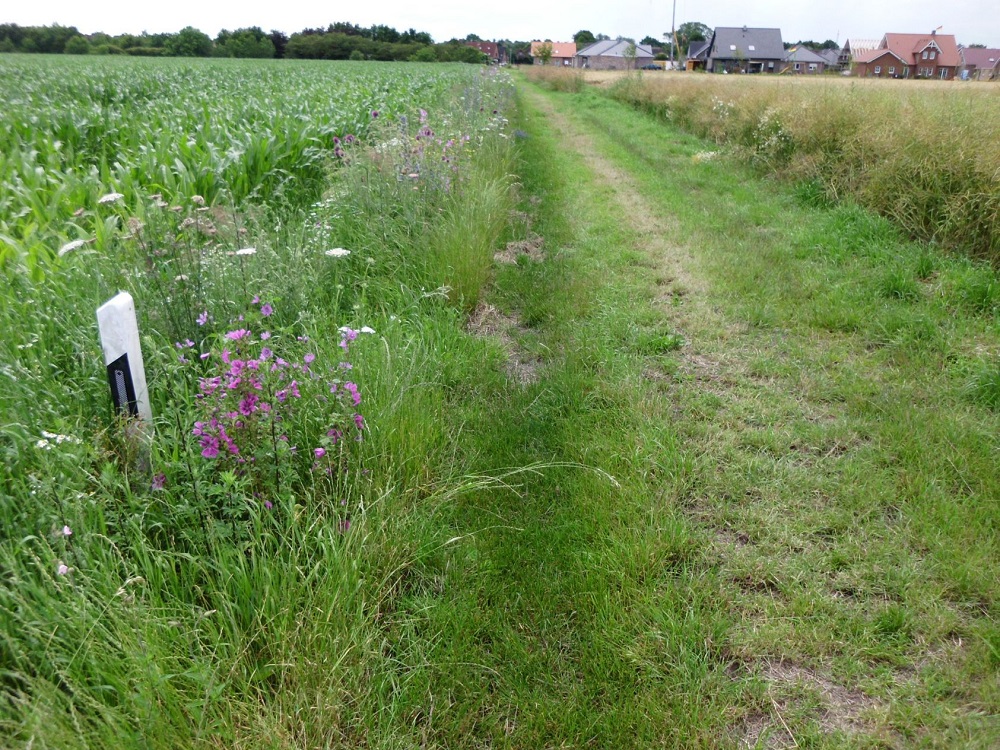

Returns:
670,0,677,69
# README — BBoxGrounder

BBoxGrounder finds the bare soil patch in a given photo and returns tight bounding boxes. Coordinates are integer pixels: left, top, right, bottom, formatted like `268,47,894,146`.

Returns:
466,302,540,385
494,233,544,265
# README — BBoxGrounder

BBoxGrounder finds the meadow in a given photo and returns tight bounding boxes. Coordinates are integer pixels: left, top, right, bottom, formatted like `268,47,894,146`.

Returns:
533,67,1000,265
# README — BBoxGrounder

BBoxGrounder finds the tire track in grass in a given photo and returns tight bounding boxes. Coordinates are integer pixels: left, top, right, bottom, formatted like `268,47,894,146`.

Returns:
517,82,998,747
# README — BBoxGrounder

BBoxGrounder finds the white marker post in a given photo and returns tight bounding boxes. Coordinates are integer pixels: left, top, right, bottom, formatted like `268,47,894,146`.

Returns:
96,292,153,427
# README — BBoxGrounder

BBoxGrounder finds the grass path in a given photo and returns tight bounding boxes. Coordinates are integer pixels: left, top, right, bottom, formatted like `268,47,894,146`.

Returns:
382,80,998,748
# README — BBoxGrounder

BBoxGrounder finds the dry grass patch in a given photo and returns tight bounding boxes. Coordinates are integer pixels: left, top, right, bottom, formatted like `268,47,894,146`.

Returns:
608,72,1000,262
465,302,541,385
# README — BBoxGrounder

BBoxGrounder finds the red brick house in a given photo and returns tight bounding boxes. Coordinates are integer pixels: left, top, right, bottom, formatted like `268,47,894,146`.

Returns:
465,41,502,64
853,31,960,79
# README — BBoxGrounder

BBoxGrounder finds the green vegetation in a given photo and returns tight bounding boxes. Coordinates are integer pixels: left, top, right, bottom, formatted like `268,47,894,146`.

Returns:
0,57,518,746
606,73,1000,264
0,21,487,62
2,54,997,748
0,55,469,279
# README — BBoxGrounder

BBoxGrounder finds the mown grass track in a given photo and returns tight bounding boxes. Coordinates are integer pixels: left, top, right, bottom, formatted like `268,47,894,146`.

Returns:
386,78,999,747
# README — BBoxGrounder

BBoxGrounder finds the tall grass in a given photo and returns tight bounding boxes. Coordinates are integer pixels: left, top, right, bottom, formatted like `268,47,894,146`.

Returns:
608,74,1000,263
0,59,518,747
523,65,586,93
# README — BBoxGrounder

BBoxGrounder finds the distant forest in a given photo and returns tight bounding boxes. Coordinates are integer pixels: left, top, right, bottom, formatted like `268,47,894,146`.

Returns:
0,21,535,63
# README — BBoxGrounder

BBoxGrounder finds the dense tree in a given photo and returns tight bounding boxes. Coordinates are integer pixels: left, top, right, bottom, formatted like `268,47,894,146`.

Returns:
676,21,711,56
535,42,553,65
434,40,488,63
370,25,400,43
401,28,433,45
640,36,661,47
0,23,80,53
410,46,438,62
785,39,840,51
573,30,596,46
165,26,213,57
507,41,533,64
64,35,89,54
0,19,443,61
269,30,289,58
215,27,275,58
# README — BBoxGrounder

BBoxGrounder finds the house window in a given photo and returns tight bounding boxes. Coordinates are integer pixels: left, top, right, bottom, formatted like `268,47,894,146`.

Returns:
748,45,756,51
922,50,928,59
768,61,774,69
889,66,895,75
940,68,948,79
730,45,737,51
930,50,936,60
874,65,881,75
794,63,801,71
808,63,817,72
903,66,909,77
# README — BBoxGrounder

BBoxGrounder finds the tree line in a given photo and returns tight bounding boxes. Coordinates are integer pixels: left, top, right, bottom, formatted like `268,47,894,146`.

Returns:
0,22,494,63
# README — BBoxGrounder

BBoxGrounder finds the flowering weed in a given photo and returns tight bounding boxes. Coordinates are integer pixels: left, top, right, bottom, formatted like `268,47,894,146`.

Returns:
183,299,367,517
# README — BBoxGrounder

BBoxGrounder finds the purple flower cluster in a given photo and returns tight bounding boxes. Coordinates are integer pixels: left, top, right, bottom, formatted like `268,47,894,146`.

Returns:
333,133,358,160
187,300,367,497
399,108,475,194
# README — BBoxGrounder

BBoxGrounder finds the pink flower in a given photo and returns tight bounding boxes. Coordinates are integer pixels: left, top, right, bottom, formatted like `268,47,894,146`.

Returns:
261,303,273,317
314,447,326,458
57,563,70,575
197,311,209,326
61,525,72,536
226,329,250,341
151,473,166,490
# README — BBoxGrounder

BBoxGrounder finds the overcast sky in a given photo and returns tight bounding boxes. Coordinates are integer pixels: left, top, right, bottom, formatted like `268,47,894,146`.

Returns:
4,0,998,47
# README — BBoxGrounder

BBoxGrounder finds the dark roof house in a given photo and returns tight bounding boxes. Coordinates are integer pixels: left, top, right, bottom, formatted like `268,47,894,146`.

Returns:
783,46,828,74
706,27,785,73
576,39,654,70
817,49,841,69
687,40,710,71
959,46,1000,80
